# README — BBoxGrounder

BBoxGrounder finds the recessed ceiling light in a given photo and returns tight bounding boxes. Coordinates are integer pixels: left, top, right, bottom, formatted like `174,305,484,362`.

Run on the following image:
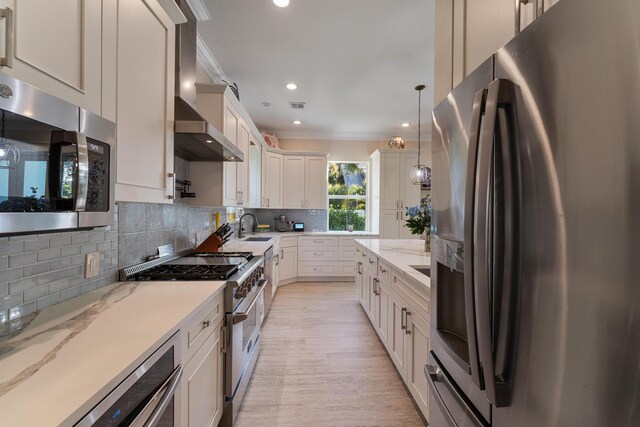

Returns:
293,120,302,125
273,0,289,7
206,140,213,143
286,83,297,90
401,122,410,127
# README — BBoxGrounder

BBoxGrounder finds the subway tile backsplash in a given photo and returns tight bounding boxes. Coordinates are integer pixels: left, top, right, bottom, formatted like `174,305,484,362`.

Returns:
0,202,322,325
0,215,119,325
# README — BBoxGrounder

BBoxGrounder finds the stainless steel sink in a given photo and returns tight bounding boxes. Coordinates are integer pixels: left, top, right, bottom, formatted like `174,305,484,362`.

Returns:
244,237,272,242
410,266,431,277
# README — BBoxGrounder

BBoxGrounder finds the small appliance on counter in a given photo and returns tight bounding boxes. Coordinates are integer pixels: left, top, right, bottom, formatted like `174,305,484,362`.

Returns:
293,222,304,232
274,215,294,232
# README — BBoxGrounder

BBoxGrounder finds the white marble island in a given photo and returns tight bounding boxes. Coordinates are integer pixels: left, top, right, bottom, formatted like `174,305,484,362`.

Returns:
0,280,225,426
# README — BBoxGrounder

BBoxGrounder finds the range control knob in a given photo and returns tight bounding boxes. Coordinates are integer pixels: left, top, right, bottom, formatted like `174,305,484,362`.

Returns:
236,285,248,298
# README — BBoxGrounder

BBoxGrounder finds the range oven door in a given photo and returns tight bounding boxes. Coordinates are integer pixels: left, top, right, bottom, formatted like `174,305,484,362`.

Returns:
76,332,183,426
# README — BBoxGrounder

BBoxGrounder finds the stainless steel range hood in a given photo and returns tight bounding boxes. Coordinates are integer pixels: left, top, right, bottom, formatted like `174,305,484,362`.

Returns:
174,0,243,162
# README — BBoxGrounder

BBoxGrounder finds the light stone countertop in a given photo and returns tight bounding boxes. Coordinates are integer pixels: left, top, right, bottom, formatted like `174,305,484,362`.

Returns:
355,239,431,289
221,231,379,255
0,280,226,427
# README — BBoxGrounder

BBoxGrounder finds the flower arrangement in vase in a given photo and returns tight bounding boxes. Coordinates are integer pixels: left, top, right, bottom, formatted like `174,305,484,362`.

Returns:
404,195,432,252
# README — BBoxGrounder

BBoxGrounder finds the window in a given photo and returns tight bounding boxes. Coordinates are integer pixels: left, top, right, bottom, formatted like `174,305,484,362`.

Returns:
328,162,367,231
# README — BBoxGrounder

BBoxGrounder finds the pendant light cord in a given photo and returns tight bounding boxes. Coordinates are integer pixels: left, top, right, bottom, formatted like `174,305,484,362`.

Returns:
417,88,421,165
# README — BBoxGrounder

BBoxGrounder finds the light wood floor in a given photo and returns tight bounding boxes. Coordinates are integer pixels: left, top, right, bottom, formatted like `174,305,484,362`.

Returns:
235,282,427,427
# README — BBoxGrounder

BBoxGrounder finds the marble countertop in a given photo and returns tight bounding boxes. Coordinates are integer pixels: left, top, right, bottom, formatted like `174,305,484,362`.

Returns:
0,280,226,427
354,239,431,289
221,231,379,255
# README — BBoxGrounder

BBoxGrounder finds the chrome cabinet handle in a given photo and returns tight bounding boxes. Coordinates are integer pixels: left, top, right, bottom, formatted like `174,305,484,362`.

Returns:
369,259,374,264
401,307,407,330
380,266,387,274
220,326,227,353
281,249,284,260
129,364,183,427
0,7,13,68
203,320,210,328
167,172,175,200
405,310,412,335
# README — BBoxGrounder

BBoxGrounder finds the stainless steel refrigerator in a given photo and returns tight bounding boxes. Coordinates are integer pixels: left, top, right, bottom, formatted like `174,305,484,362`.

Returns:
428,0,640,426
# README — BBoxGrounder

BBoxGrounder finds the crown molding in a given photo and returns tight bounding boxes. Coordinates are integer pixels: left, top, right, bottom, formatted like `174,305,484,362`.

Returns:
273,129,432,142
185,0,211,21
196,33,228,84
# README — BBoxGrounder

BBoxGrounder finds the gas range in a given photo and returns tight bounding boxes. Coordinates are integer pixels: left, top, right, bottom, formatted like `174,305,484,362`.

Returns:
128,252,254,281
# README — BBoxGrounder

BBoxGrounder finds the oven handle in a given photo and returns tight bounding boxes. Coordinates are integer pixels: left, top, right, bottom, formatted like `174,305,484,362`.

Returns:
232,281,266,325
130,364,183,427
74,132,89,212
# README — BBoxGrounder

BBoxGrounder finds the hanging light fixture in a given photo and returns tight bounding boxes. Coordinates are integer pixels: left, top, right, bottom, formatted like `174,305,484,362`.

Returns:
410,85,431,185
387,136,405,149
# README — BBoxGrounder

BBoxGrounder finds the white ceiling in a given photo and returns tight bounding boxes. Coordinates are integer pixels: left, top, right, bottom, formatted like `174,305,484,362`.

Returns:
197,0,435,141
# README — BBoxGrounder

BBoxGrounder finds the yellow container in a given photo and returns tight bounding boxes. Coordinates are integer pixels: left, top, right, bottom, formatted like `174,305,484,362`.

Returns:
214,212,221,230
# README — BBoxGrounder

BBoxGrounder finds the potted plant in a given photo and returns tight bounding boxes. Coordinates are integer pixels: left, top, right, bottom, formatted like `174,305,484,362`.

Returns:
405,195,432,252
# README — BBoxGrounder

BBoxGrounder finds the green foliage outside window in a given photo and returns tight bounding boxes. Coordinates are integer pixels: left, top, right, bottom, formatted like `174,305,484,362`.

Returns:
328,162,367,231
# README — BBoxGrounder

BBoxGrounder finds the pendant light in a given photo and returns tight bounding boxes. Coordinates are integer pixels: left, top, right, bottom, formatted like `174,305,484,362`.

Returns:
410,85,431,186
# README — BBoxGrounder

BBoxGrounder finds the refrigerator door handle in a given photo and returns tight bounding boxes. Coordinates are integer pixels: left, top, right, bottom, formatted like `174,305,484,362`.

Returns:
476,78,522,408
463,88,488,391
425,353,489,427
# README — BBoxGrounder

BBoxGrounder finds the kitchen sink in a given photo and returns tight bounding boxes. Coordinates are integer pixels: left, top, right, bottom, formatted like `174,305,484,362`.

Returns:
410,266,431,278
244,237,272,242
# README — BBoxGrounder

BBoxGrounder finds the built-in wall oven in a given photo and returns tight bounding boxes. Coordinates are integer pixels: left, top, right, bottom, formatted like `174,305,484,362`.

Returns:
0,71,115,236
75,332,183,426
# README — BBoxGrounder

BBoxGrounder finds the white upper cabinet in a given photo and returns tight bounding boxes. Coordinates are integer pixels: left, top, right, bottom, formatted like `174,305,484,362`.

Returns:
112,0,175,203
380,153,400,210
248,137,262,208
283,155,305,208
222,102,239,206
236,121,250,206
281,154,327,209
465,0,515,74
0,0,103,115
304,156,328,209
263,151,283,208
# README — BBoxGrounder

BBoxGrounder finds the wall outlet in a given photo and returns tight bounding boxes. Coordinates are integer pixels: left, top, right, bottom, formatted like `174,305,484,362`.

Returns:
85,252,100,278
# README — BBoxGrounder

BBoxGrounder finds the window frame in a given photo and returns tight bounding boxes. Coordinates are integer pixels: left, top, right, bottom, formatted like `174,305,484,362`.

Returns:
327,160,370,232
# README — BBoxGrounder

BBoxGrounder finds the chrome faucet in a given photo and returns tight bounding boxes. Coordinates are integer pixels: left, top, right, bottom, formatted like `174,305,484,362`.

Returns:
238,213,258,238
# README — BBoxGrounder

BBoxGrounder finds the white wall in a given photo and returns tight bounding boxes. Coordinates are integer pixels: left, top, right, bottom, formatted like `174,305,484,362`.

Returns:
278,138,432,165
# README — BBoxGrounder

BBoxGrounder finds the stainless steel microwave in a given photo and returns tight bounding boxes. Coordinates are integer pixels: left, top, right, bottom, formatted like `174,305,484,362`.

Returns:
0,72,115,236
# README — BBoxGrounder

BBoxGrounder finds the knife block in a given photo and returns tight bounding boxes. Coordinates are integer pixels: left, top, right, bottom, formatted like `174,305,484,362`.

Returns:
194,233,224,253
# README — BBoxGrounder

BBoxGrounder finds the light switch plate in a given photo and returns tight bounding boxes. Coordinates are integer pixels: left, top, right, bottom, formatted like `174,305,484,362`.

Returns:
85,252,100,278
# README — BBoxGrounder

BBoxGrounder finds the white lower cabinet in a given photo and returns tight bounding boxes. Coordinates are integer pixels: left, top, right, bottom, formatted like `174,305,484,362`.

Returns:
181,323,224,427
279,246,298,281
356,243,430,422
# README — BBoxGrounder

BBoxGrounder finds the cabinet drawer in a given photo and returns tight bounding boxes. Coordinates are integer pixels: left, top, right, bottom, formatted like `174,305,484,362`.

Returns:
339,236,357,246
366,254,378,274
298,236,339,247
298,247,339,261
340,247,357,261
298,261,355,277
183,291,224,363
279,236,298,248
378,260,393,284
392,274,430,319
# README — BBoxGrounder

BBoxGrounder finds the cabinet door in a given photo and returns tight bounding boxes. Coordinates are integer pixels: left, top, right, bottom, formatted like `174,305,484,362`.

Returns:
368,278,378,325
222,103,239,206
279,246,297,281
355,261,363,301
361,268,371,311
248,140,262,208
263,152,283,208
0,0,102,114
377,282,390,347
389,291,408,376
236,122,250,206
282,155,305,208
465,0,515,76
181,325,224,427
304,156,328,209
379,210,400,239
380,153,400,210
406,309,430,419
114,0,175,203
399,153,421,209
